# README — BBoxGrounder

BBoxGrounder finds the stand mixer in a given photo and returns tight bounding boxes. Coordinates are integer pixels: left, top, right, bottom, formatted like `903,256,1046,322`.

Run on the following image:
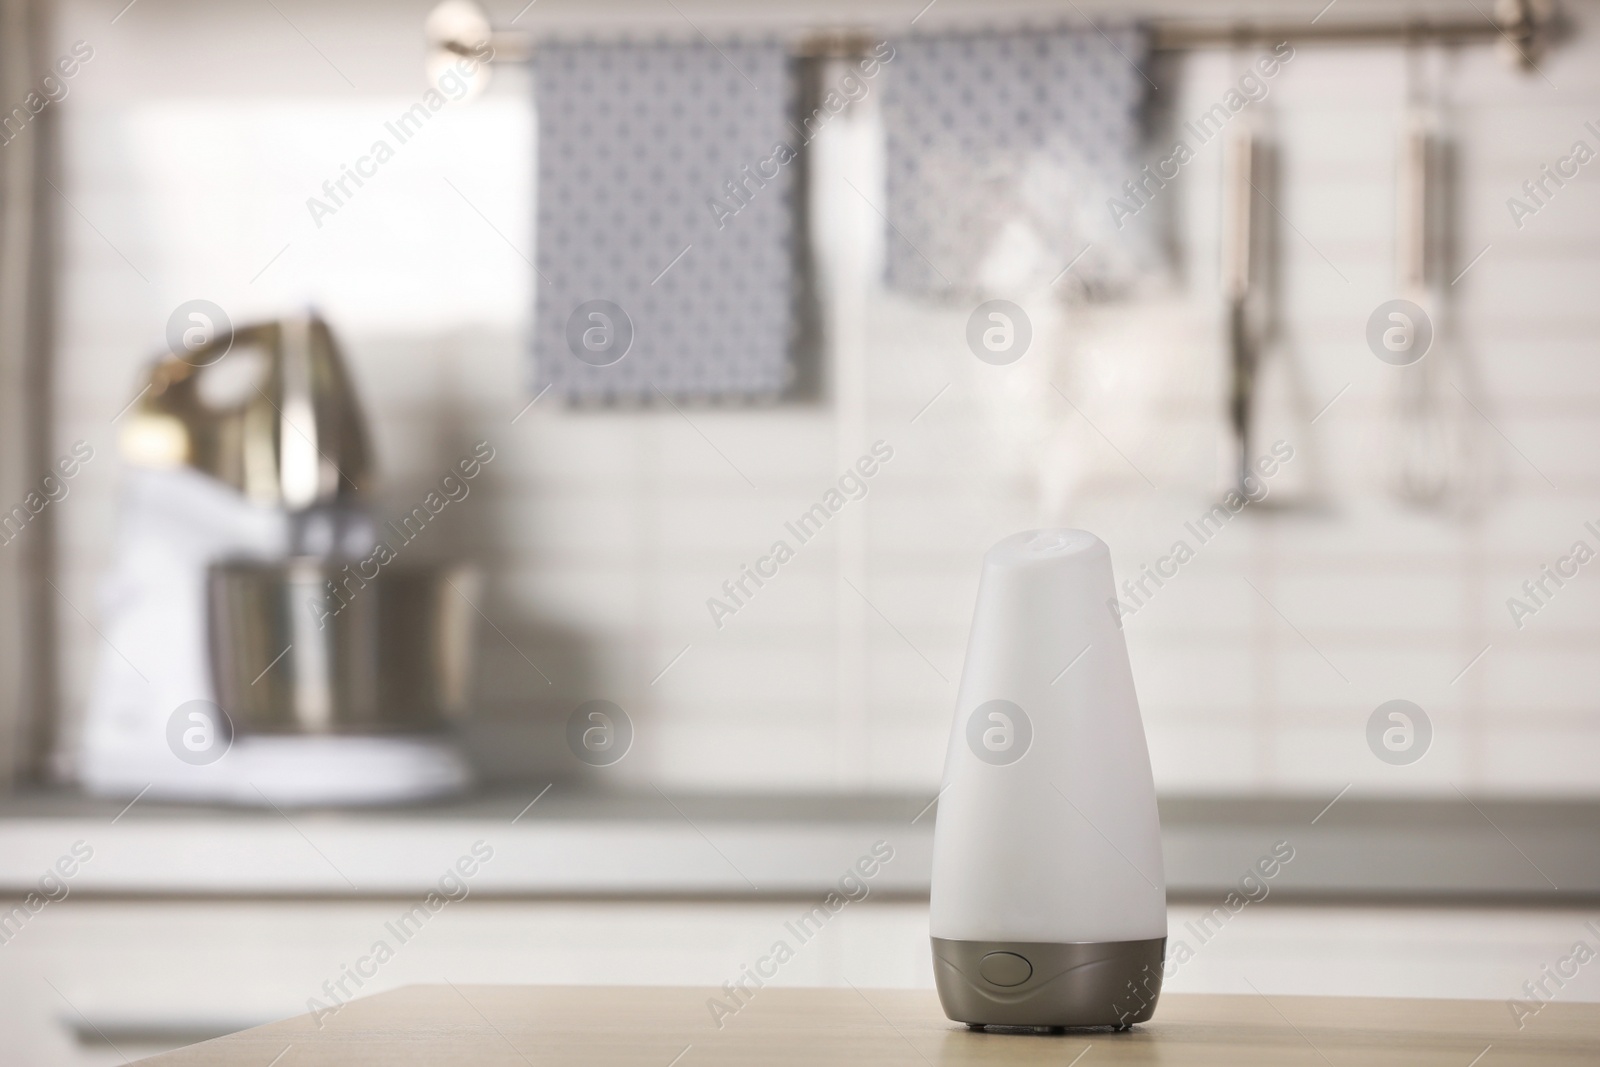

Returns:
80,313,475,805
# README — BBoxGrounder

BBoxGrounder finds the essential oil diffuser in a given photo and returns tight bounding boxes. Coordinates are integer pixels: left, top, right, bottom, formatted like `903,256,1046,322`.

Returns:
930,529,1167,1029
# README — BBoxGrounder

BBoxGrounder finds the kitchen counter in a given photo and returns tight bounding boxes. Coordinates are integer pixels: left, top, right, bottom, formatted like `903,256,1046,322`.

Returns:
3,788,1598,900
138,985,1600,1065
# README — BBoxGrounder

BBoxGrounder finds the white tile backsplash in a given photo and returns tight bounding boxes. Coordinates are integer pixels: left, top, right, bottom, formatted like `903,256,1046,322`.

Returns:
45,0,1600,796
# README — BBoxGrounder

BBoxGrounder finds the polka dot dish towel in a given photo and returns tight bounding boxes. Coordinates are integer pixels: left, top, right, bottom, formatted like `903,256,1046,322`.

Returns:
882,27,1152,300
534,41,798,404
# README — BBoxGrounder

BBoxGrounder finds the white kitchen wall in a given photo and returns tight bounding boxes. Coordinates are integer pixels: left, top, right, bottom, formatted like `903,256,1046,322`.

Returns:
44,0,1600,796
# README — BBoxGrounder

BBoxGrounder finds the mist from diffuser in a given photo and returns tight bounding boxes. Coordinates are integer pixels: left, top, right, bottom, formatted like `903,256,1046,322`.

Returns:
930,529,1167,1029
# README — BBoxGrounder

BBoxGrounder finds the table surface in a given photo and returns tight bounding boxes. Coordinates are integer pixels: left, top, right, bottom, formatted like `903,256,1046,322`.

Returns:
137,985,1600,1065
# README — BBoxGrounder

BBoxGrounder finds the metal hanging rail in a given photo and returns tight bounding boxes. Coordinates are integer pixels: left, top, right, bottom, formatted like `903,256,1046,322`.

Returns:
1149,0,1560,68
427,0,1563,73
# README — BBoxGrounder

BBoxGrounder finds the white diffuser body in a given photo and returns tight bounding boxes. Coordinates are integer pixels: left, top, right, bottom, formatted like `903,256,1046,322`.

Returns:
930,529,1166,1029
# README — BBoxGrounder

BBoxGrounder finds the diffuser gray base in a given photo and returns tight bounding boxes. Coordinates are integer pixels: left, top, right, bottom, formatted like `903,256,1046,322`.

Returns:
931,936,1166,1029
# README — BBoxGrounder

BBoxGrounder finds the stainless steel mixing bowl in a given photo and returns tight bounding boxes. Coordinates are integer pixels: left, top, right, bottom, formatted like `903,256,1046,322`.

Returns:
207,559,477,734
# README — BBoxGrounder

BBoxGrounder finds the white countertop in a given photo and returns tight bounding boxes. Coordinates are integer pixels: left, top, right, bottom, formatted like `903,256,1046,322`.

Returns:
1,789,1595,900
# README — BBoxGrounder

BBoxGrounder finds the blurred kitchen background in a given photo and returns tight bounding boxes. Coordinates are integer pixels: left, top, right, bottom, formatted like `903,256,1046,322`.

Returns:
2,0,1599,1062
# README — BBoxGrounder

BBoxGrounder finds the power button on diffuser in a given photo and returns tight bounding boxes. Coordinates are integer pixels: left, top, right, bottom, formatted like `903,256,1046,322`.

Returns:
977,951,1033,987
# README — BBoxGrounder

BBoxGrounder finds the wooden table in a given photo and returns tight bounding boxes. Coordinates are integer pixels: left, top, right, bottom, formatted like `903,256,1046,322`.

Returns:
139,986,1600,1065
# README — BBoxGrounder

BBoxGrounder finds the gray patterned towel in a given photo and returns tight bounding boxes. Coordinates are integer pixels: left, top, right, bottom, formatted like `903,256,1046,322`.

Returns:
882,28,1151,299
534,42,798,403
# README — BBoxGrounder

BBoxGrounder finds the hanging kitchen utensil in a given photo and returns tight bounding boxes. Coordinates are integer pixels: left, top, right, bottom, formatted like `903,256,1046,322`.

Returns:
1229,101,1324,511
1392,112,1447,504
1388,43,1479,511
1220,121,1259,495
